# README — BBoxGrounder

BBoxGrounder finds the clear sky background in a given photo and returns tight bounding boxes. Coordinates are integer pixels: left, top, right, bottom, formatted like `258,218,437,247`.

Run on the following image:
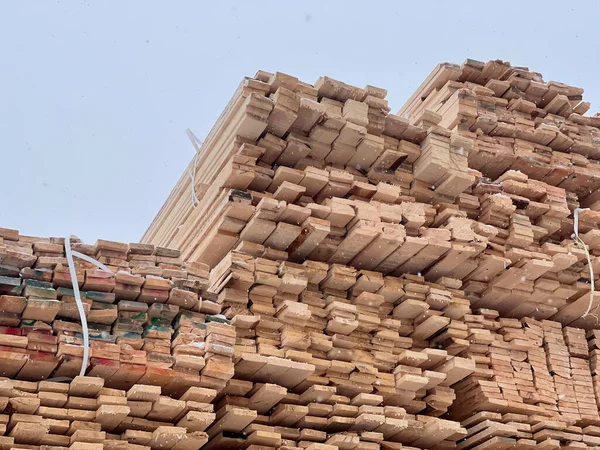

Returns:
1,1,599,244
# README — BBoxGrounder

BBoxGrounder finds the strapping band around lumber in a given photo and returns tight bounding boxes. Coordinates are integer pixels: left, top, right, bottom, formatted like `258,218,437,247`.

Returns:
190,152,200,208
65,235,113,377
573,208,596,318
186,128,204,209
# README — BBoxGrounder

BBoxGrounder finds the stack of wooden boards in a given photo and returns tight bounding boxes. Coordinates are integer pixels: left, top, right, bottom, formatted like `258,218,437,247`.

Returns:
1,227,480,449
3,58,600,449
142,59,600,328
6,229,600,449
0,229,234,394
0,376,213,450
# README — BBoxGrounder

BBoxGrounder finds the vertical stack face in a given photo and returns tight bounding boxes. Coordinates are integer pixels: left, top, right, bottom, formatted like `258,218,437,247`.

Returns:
1,58,600,450
135,59,600,447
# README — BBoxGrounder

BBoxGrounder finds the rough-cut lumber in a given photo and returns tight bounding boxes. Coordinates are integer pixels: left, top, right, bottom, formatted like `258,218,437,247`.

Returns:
5,58,600,450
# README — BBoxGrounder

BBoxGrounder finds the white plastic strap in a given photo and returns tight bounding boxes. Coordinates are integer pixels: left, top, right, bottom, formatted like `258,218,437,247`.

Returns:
573,208,596,318
574,208,587,238
186,128,203,209
64,236,113,377
190,152,199,208
71,250,112,272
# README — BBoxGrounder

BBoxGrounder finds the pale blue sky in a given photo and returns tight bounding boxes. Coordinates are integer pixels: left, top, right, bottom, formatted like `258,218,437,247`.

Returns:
2,1,599,244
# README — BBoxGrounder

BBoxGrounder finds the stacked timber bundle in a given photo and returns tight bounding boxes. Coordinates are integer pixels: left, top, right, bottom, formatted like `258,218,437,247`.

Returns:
143,61,600,327
0,228,233,393
1,227,480,449
397,59,600,327
7,228,600,449
0,376,213,450
137,60,600,448
3,58,600,450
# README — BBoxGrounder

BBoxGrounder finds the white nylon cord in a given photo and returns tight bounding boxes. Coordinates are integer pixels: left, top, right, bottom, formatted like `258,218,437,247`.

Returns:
64,236,113,376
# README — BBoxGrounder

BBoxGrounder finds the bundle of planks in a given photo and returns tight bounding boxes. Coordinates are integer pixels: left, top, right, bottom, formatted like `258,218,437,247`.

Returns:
0,229,236,394
3,58,600,450
398,59,600,329
143,60,600,328
6,229,600,448
0,376,213,450
2,228,480,449
137,59,600,448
